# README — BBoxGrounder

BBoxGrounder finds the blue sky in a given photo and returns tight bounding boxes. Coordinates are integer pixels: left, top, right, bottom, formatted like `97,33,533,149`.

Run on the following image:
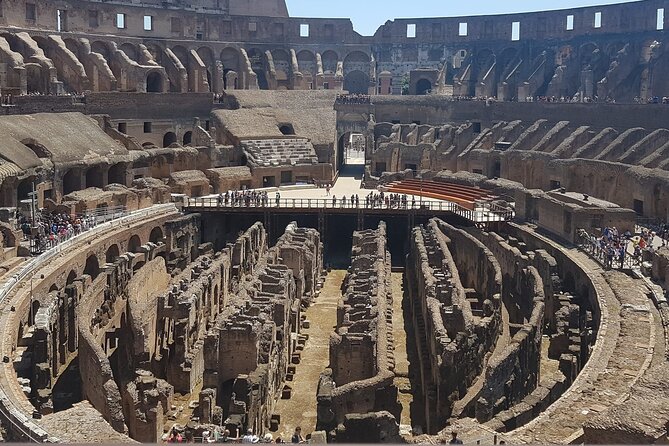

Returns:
285,0,634,35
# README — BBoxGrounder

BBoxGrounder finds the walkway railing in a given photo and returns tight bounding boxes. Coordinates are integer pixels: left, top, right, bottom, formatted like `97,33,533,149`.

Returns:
0,203,178,442
576,230,641,271
187,197,514,223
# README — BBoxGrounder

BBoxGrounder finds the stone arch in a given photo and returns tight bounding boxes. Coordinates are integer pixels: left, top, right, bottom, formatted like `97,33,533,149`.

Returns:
21,138,51,159
321,50,339,74
163,132,177,147
476,48,496,69
25,63,46,94
17,177,34,203
297,50,316,70
108,163,127,186
144,42,164,65
106,244,120,264
344,70,370,94
63,38,82,59
85,165,105,189
49,283,58,293
221,47,240,71
128,234,142,253
416,78,432,95
90,41,112,61
247,48,268,90
84,254,100,280
183,131,193,146
344,51,370,64
66,270,77,285
146,71,164,93
119,43,138,62
272,49,291,84
171,45,190,68
62,169,81,195
149,226,163,244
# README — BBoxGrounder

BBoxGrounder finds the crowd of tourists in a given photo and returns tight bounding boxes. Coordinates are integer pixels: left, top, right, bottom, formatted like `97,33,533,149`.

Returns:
19,211,98,252
579,224,669,269
167,426,308,444
218,190,270,207
335,93,371,104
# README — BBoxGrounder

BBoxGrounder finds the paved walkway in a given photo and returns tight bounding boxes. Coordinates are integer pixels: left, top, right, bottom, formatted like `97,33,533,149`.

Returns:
272,271,343,440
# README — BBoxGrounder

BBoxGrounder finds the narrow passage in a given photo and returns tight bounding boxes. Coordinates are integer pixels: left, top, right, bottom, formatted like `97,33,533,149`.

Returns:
273,270,344,440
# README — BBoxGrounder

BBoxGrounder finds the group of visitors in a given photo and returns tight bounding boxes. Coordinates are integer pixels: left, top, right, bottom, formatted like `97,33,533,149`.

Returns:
581,222,669,270
167,426,307,444
365,191,412,209
634,96,669,104
335,94,371,104
19,211,97,252
218,190,270,207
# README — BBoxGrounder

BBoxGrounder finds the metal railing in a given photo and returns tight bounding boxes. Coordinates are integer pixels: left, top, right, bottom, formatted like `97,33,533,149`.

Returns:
187,197,514,223
27,206,128,255
576,230,641,270
0,203,177,442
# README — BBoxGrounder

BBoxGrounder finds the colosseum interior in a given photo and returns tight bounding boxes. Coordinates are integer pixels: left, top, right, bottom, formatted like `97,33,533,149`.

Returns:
0,0,667,443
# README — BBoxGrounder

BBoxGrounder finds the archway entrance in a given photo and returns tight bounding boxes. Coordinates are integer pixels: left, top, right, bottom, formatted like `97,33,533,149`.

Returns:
85,166,104,189
416,78,432,95
146,72,163,93
62,169,81,195
337,132,366,171
163,132,177,147
343,70,370,94
84,254,100,280
183,131,193,146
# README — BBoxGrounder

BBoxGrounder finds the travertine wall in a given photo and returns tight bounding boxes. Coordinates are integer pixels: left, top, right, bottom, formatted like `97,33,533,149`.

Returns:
317,222,399,435
406,218,502,433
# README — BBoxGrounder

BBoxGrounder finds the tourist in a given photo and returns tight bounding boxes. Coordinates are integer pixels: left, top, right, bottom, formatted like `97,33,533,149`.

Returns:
275,192,281,207
242,428,259,443
325,184,330,196
291,427,304,444
449,431,463,444
261,433,274,443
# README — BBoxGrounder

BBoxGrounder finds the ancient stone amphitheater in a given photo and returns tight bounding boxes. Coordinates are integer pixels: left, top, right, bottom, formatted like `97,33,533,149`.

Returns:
0,0,667,443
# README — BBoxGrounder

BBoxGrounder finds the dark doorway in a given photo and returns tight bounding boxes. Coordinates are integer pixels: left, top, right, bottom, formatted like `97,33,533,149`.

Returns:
86,166,104,189
146,72,163,93
84,255,100,280
62,170,81,195
416,79,432,95
633,199,644,216
163,132,177,147
183,131,193,146
343,70,369,94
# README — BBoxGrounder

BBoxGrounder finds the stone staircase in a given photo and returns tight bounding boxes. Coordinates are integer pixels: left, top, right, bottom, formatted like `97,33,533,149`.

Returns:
242,138,319,167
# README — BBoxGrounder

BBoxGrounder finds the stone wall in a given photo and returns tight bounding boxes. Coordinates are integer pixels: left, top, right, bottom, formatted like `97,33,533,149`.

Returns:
317,222,399,435
406,218,502,434
471,231,546,422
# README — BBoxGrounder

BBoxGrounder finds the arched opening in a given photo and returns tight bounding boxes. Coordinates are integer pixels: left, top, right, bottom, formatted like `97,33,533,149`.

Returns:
120,43,138,62
146,72,163,93
337,132,366,171
343,70,370,94
17,178,34,203
149,227,164,244
22,140,51,159
29,300,40,326
66,270,77,285
128,235,141,253
416,79,432,95
84,254,100,280
163,132,177,147
183,131,193,146
278,124,295,135
321,51,339,74
247,49,268,90
26,64,46,94
49,283,58,293
85,165,105,189
108,163,126,186
106,244,120,264
62,169,81,195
